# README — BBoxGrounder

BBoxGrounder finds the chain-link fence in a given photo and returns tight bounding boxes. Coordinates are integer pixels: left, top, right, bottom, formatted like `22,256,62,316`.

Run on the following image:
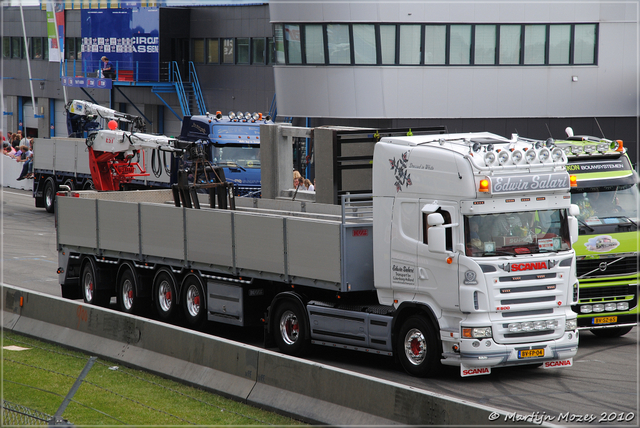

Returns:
2,400,53,426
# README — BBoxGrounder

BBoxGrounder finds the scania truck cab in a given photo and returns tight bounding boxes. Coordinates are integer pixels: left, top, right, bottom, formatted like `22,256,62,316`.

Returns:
555,129,638,337
180,111,271,197
373,133,580,376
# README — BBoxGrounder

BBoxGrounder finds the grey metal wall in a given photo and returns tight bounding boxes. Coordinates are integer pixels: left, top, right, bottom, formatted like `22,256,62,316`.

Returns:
270,1,638,121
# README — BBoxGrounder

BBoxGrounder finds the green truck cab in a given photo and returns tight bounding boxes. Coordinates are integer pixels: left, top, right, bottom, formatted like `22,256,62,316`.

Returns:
555,129,638,338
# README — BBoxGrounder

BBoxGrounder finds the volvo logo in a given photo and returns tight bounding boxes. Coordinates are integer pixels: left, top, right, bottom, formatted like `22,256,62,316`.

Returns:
598,262,608,272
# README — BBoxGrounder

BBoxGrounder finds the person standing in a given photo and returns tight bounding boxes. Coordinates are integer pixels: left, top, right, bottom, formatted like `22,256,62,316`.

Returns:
101,56,115,79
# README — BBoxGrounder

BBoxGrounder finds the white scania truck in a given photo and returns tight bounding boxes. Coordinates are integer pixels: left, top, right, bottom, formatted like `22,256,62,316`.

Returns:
56,128,580,377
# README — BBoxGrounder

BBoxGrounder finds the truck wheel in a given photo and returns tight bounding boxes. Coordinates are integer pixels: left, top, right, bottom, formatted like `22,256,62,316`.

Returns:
182,276,206,327
274,301,309,356
63,178,76,190
44,179,56,213
83,179,95,190
118,269,139,314
154,271,178,321
396,315,439,377
591,326,633,338
81,262,109,307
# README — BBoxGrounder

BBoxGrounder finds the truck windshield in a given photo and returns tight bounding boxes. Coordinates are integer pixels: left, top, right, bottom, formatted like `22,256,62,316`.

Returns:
571,184,639,225
212,145,260,169
464,209,571,257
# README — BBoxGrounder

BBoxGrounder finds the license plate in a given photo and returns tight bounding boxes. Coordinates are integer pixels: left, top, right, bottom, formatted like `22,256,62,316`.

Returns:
593,316,617,325
518,348,544,359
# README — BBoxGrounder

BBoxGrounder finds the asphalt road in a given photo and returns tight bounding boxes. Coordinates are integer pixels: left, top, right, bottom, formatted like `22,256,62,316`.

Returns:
2,187,638,425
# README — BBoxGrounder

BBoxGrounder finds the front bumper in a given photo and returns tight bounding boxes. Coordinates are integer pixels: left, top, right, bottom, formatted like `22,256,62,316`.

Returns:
458,330,579,368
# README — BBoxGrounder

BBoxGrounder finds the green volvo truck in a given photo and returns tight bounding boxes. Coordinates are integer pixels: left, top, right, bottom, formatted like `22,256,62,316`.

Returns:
556,128,638,337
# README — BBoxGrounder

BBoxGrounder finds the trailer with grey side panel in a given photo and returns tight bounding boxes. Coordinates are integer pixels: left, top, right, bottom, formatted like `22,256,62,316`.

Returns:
56,189,376,337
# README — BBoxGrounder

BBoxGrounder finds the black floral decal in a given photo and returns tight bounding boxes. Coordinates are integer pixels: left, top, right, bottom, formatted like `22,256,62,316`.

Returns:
389,151,412,192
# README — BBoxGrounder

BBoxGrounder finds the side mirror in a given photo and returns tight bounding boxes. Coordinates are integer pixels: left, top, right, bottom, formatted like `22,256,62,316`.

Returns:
568,204,580,244
568,217,579,244
427,213,446,254
569,203,580,216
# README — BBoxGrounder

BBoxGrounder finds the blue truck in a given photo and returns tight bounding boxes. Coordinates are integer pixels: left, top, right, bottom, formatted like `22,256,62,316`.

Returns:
180,111,271,197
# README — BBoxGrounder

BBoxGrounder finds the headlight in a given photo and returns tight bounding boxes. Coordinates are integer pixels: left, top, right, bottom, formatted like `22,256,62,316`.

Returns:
604,303,617,312
617,302,629,311
511,150,523,164
508,319,558,332
236,111,244,120
565,318,578,331
584,145,595,154
498,150,510,165
597,143,609,153
525,149,537,163
593,304,605,312
580,305,593,313
539,148,550,162
462,327,492,338
484,152,496,166
228,111,236,120
551,148,565,162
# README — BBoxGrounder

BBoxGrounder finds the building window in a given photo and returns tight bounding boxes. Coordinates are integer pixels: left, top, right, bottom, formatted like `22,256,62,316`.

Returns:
499,25,521,64
450,25,472,65
474,25,496,65
327,24,350,64
223,38,234,64
65,37,82,60
549,25,570,65
31,37,44,59
207,39,219,63
268,37,276,64
353,24,376,65
252,37,265,64
574,24,596,64
285,24,301,64
380,25,396,65
274,22,597,67
524,25,546,65
192,39,204,63
304,24,325,64
3,37,11,58
12,37,23,59
424,25,446,65
275,25,285,64
237,38,249,64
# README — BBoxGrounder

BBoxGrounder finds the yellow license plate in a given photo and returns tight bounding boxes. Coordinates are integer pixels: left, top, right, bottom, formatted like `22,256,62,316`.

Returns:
593,316,617,325
518,349,544,359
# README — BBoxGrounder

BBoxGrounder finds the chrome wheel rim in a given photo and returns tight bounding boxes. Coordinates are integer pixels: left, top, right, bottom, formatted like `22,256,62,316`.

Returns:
279,310,299,345
404,328,426,365
122,278,134,310
186,284,201,317
158,280,172,312
83,271,94,302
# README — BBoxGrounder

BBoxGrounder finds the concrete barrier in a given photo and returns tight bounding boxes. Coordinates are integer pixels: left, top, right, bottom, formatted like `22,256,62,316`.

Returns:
3,284,530,426
2,155,33,190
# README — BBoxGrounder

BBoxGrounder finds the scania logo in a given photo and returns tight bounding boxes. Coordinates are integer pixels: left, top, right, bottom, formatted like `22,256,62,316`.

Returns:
598,262,608,272
511,262,548,272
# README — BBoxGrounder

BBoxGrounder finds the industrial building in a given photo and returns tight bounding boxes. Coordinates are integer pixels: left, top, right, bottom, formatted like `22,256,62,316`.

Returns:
2,0,638,160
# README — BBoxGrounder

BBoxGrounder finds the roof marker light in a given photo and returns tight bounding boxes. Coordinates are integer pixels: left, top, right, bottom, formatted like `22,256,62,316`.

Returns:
613,140,624,152
228,111,236,120
498,150,510,165
596,143,609,153
545,138,555,149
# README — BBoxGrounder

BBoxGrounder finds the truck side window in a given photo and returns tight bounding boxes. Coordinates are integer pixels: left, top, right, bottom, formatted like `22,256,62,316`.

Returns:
422,208,453,251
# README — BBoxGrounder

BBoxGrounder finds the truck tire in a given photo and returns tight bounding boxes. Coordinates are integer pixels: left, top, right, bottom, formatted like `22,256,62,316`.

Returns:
182,276,206,327
117,269,139,314
591,326,633,338
154,270,178,321
63,178,76,190
274,301,309,356
81,261,109,307
396,315,440,377
83,179,95,190
44,179,56,213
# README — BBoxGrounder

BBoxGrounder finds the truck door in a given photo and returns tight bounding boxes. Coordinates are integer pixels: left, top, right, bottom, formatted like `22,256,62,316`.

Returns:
389,198,419,291
417,201,460,311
